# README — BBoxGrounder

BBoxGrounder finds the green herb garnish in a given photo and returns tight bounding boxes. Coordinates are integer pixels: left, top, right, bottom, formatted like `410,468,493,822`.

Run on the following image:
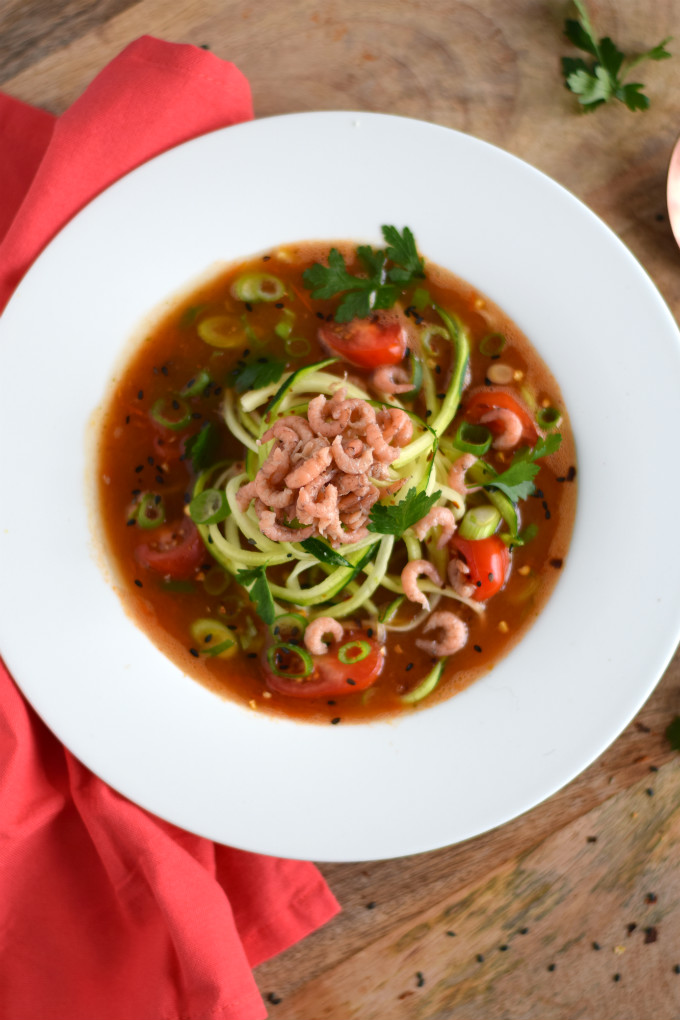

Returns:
300,537,352,568
562,0,671,112
235,565,275,625
184,422,219,472
302,225,425,322
368,487,442,537
482,434,562,504
231,356,286,394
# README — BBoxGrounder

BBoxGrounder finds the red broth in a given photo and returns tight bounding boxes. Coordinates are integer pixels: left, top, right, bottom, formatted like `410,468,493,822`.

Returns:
96,239,577,722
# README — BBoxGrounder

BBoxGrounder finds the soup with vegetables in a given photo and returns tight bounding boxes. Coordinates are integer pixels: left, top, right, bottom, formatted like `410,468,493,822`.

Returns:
96,226,576,722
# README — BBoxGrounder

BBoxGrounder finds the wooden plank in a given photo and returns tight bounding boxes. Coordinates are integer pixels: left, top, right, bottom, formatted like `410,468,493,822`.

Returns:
256,758,680,1018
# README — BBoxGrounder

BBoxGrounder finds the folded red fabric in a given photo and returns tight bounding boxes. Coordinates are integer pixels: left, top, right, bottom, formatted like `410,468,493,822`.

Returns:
0,37,339,1020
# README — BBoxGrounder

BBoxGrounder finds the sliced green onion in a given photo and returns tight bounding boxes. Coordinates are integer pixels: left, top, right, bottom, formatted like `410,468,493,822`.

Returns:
203,567,231,595
181,369,212,397
379,595,405,624
232,273,286,303
454,422,493,455
150,395,191,431
266,642,314,679
421,324,449,355
458,504,501,540
274,309,296,339
271,612,308,641
479,332,506,357
401,660,445,704
136,492,165,529
190,618,237,658
284,336,311,358
412,287,431,311
189,488,231,525
197,315,243,348
337,640,371,664
537,405,562,429
501,522,539,547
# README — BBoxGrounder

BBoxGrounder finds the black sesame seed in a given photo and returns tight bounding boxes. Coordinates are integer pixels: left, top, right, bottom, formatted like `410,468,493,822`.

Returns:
550,558,563,569
134,579,143,588
586,835,598,843
626,923,637,935
416,972,425,987
346,678,356,686
262,254,271,261
247,652,257,659
125,414,130,424
131,488,141,496
646,892,658,903
592,942,601,951
137,389,144,400
476,580,482,588
366,901,377,909
646,788,655,797
189,648,199,658
547,963,556,972
649,765,659,772
214,386,222,396
476,954,484,963
519,927,529,935
405,662,414,672
474,645,482,653
499,944,509,952
147,456,155,466
436,392,447,399
161,365,169,376
126,518,136,527
267,992,282,1004
327,700,336,706
435,365,442,374
326,313,333,321
425,410,432,417
316,311,325,320
446,931,456,937
644,926,658,944
613,973,621,983
330,717,341,725
275,302,284,309
567,466,576,481
545,510,552,520
134,464,144,473
245,302,253,312
155,474,165,484
674,965,680,974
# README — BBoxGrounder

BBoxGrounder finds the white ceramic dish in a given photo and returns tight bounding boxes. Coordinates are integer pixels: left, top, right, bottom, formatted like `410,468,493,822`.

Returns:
1,112,679,862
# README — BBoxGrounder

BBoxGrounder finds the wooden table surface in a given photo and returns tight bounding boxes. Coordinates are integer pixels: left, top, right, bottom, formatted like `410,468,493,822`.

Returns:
3,2,680,1017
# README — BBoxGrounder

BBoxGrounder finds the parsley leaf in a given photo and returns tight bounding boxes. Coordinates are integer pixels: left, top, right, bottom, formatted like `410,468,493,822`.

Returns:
300,537,352,568
184,422,219,473
302,226,425,323
230,356,286,394
482,434,562,504
562,0,671,113
368,487,442,537
666,716,680,752
235,565,275,625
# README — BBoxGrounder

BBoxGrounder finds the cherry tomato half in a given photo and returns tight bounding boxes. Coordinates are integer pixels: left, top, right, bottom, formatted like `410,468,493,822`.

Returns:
261,630,384,699
450,534,511,601
318,315,407,369
463,387,540,447
135,517,205,579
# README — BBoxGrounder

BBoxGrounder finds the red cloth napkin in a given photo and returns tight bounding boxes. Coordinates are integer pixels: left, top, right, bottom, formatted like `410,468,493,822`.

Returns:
0,37,339,1020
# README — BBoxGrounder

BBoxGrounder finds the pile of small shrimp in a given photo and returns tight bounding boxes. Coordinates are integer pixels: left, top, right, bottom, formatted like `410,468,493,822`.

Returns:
236,388,412,546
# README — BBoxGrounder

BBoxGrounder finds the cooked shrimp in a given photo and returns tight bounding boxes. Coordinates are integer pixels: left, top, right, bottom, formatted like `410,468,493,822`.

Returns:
479,408,523,450
261,415,314,446
415,611,468,656
448,556,476,600
340,398,376,436
413,506,457,548
285,443,333,488
235,480,257,511
448,453,479,498
307,393,351,437
255,473,294,508
372,363,413,394
297,480,338,520
365,422,400,464
401,559,443,611
260,445,290,484
377,407,413,446
257,509,314,543
331,435,374,474
304,617,344,655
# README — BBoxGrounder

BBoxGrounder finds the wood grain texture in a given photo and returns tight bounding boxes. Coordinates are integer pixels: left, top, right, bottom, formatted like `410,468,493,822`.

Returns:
2,2,680,1017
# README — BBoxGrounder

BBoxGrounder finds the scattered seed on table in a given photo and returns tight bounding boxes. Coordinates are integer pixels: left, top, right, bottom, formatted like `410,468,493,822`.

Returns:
499,944,509,952
134,579,143,588
644,926,658,944
626,923,637,935
646,788,655,797
476,954,484,963
586,836,598,843
446,931,456,937
674,965,680,974
646,892,658,903
267,992,282,1005
592,942,601,951
416,972,425,987
330,717,341,725
366,901,377,910
613,973,621,983
547,963,556,972
519,927,529,935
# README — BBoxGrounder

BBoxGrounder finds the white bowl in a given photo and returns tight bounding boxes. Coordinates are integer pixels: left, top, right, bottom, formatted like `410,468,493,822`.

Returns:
1,112,679,861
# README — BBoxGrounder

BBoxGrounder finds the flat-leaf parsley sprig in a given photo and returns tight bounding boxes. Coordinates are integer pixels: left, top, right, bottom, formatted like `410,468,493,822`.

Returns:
562,0,671,112
302,225,425,323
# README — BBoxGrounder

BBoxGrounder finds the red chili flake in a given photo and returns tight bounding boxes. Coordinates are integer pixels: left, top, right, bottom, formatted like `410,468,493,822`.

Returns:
644,926,658,944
